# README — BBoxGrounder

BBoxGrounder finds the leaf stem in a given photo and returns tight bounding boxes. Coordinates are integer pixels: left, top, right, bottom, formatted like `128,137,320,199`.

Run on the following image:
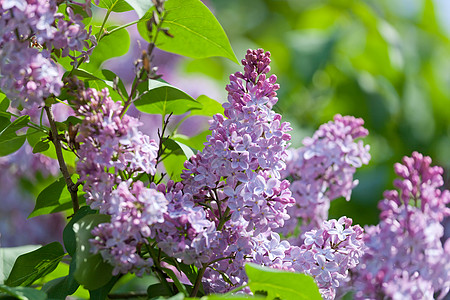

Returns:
45,106,79,213
190,264,207,297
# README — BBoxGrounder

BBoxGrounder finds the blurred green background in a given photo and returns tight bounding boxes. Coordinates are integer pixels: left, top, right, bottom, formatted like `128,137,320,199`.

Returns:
176,0,450,226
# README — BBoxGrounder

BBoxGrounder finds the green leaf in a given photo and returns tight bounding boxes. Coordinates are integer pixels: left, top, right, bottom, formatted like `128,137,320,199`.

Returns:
0,95,9,112
40,258,79,299
28,176,86,218
26,128,47,148
0,134,26,156
63,206,97,257
100,69,128,99
5,242,65,287
84,25,130,73
0,115,29,142
245,263,321,300
95,0,132,12
26,129,76,168
0,284,47,300
147,283,173,298
73,214,113,290
1,246,41,284
89,275,120,300
32,141,50,154
173,130,209,152
123,0,153,19
134,80,201,116
162,139,191,181
137,0,238,63
190,95,224,117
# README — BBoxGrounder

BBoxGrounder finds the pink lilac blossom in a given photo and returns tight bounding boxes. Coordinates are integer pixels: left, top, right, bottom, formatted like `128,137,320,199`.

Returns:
0,0,95,106
292,217,364,300
153,49,295,293
90,180,168,276
352,152,450,300
280,114,370,245
75,87,165,275
76,87,159,213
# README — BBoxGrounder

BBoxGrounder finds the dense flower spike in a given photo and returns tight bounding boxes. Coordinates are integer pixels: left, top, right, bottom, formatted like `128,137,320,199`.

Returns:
283,217,365,300
352,152,450,299
76,87,159,213
153,49,295,292
281,115,370,244
75,87,166,275
0,0,95,106
90,181,168,276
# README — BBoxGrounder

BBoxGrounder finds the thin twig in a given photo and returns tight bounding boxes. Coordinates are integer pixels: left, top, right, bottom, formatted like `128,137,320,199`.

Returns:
45,106,79,213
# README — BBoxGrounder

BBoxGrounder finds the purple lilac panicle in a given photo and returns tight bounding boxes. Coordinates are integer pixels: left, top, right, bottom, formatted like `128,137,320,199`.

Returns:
352,152,450,300
155,49,295,292
90,180,168,276
0,0,94,106
282,217,365,300
76,87,159,213
281,114,370,244
74,87,166,275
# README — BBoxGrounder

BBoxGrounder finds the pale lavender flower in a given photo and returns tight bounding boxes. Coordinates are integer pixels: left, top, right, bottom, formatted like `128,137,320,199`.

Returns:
281,114,370,245
76,88,159,213
352,152,450,300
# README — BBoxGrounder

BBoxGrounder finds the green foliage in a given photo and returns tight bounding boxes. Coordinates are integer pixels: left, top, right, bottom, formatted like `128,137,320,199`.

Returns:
84,25,130,73
95,0,133,13
138,0,238,63
123,0,153,18
0,95,9,111
162,138,193,181
244,263,321,300
190,95,224,117
0,285,47,300
28,176,85,218
73,214,113,290
63,206,97,256
0,115,29,156
40,259,79,299
173,130,209,152
0,246,41,285
134,80,201,116
5,242,65,287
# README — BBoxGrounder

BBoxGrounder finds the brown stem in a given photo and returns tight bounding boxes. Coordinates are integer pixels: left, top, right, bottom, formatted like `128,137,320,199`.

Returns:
45,106,79,213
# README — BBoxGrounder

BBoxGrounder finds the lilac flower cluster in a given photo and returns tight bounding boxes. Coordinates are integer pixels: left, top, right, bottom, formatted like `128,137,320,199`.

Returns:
152,49,295,292
74,87,167,275
281,115,370,244
0,0,95,106
280,217,365,300
76,87,159,213
90,180,168,276
352,152,450,299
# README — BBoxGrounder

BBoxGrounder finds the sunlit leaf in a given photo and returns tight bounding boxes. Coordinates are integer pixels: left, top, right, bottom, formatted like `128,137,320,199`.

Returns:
138,0,238,63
